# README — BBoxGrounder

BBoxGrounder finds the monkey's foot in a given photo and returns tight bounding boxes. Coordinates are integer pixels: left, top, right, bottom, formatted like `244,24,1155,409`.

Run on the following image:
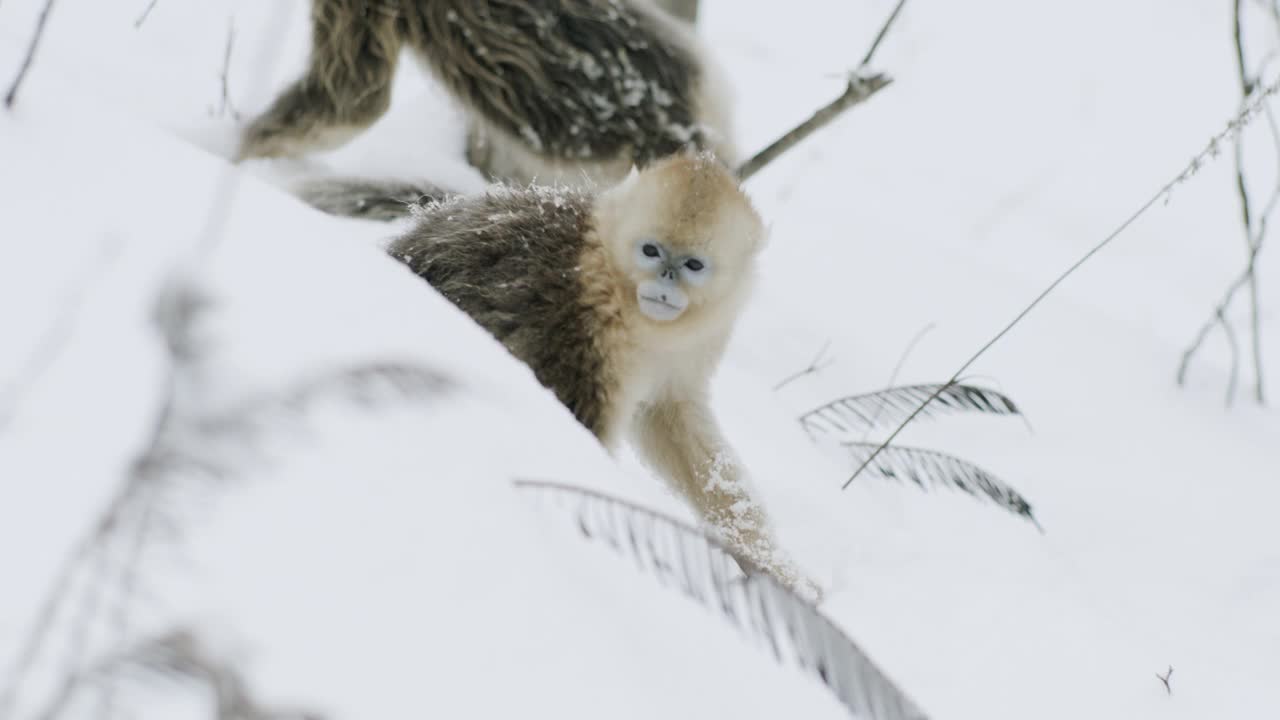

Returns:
236,120,361,162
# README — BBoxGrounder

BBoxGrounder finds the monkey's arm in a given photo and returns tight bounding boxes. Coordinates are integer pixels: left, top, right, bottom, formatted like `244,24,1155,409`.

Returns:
631,394,815,597
238,0,402,160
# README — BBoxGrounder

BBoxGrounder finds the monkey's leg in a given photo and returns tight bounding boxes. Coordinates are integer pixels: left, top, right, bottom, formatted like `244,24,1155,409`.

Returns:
631,397,817,598
653,0,699,24
463,122,496,180
238,0,403,160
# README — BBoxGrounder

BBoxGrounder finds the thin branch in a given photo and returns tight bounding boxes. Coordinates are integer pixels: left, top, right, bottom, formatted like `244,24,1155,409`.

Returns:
1238,0,1258,96
844,73,1280,490
0,239,120,433
215,22,241,121
737,77,891,182
861,323,936,439
1156,665,1174,695
1235,126,1265,404
134,0,161,28
97,492,158,719
858,0,910,69
1217,308,1242,405
0,533,96,717
772,340,834,390
735,0,910,181
4,0,59,109
1180,3,1276,404
1177,254,1258,386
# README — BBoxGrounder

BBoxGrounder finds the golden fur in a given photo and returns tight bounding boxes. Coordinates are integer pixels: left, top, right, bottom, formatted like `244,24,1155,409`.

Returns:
387,153,811,594
583,155,809,592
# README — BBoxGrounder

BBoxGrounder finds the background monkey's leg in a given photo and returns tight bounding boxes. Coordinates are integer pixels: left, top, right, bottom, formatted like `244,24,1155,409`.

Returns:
238,0,403,160
653,0,699,24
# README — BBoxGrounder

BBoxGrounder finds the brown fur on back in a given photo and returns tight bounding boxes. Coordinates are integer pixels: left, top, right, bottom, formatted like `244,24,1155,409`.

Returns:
241,0,731,176
387,187,619,436
399,0,707,164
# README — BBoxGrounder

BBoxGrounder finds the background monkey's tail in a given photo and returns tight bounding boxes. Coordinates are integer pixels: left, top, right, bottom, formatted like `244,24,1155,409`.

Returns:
293,177,455,221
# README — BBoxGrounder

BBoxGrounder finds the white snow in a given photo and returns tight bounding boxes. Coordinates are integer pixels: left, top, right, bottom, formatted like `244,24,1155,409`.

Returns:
2,0,1278,718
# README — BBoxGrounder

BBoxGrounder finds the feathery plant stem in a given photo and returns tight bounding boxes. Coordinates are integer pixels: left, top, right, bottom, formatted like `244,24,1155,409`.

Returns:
513,479,930,720
844,72,1280,490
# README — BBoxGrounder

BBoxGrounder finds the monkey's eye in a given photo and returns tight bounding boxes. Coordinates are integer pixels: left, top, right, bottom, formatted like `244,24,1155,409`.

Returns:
684,258,705,272
642,243,661,258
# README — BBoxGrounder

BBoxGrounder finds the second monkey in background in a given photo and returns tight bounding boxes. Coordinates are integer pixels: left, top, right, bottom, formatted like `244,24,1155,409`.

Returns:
239,0,735,188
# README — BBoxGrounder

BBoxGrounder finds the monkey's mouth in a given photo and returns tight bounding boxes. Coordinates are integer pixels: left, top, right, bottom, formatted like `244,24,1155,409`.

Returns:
640,295,681,310
637,290,688,322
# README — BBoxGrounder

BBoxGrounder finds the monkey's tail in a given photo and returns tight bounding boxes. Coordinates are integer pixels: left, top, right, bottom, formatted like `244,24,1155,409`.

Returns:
292,177,455,221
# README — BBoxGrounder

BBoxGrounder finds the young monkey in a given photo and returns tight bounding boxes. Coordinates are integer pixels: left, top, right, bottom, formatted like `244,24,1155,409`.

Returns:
239,0,735,188
389,153,813,595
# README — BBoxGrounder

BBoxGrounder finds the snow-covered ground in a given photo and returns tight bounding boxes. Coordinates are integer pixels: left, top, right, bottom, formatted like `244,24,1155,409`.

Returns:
2,1,1278,718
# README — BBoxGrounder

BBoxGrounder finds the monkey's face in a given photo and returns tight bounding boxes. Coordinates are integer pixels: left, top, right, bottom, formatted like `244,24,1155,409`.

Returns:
598,154,765,330
616,205,760,329
632,239,709,322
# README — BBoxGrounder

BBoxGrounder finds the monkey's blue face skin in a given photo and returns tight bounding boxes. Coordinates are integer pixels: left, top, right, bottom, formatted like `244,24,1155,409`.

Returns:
634,240,710,322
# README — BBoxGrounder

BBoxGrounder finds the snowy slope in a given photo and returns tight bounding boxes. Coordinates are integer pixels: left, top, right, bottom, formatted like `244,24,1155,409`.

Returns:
2,0,1279,718
0,69,853,720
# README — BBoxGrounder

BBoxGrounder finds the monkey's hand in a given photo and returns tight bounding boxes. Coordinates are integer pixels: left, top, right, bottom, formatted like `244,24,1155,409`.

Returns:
728,533,824,605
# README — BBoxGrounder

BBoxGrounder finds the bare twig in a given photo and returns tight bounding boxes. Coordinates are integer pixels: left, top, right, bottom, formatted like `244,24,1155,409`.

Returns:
1179,1,1277,403
735,0,909,181
0,533,96,717
1218,308,1242,405
215,22,241,121
857,0,910,69
1234,2,1266,403
4,0,59,109
843,73,1280,490
0,239,120,433
1156,665,1174,695
1177,252,1259,386
97,489,159,719
737,77,891,182
134,0,161,28
1238,0,1258,96
861,322,936,439
773,340,834,390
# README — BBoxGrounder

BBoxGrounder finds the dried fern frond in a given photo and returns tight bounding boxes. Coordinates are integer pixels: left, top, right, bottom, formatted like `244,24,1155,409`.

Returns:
122,630,324,720
513,480,930,720
843,442,1041,530
0,361,447,719
169,362,449,478
194,362,450,434
799,383,1020,438
26,630,327,720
